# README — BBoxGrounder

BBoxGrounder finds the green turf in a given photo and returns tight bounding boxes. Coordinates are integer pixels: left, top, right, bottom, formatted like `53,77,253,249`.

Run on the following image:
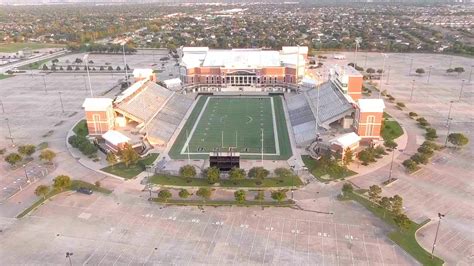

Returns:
101,153,159,179
0,42,65,53
149,174,303,188
169,95,292,160
382,112,403,141
0,74,14,80
340,191,444,266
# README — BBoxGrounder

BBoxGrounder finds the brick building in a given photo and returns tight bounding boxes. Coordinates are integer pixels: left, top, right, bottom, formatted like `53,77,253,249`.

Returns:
82,98,115,136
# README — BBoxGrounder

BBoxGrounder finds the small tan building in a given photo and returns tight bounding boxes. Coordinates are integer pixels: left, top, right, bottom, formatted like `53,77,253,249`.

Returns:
102,130,130,152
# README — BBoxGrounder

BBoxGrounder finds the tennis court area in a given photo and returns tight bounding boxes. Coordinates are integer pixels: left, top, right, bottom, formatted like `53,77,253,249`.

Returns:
169,95,292,160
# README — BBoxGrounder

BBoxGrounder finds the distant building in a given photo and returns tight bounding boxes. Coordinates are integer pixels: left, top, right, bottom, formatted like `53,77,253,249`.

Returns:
179,46,307,92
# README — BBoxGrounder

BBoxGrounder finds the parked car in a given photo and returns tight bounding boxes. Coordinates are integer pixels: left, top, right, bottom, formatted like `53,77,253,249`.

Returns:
77,187,93,195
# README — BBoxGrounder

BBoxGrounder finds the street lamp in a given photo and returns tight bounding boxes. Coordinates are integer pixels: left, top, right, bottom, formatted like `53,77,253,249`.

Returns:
58,91,65,114
379,53,388,98
408,57,413,76
444,118,453,147
409,79,415,101
427,66,432,84
385,65,391,85
431,213,445,259
5,118,14,146
121,42,129,83
446,100,455,127
83,54,93,97
458,80,465,100
66,252,73,266
42,75,47,94
388,149,403,182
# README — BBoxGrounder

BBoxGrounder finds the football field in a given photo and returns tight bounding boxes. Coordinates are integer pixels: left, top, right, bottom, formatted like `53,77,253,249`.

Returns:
169,95,292,160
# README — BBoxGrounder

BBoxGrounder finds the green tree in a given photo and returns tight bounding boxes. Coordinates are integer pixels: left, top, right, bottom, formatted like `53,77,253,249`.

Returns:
342,183,353,194
5,153,22,166
39,149,56,163
446,68,454,74
274,168,294,178
206,166,220,184
343,148,353,165
158,189,172,202
34,185,50,199
248,167,269,180
18,144,36,156
393,213,411,231
271,190,287,202
234,190,246,203
448,133,469,147
119,144,139,167
106,152,117,167
53,175,71,191
229,167,246,181
411,153,429,165
415,68,425,75
425,128,438,140
179,165,197,179
368,185,382,203
196,188,212,201
366,68,375,74
390,195,403,215
178,189,190,199
379,196,392,218
95,181,101,187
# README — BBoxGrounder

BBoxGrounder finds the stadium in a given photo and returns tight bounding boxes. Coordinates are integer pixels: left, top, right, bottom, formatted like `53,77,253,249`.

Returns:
81,46,385,171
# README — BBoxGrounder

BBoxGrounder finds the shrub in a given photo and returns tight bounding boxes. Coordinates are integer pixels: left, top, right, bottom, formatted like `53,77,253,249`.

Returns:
342,183,353,194
94,181,101,187
417,146,434,156
416,117,429,127
388,96,395,102
421,140,441,151
425,128,438,140
5,153,22,166
271,190,287,202
158,189,172,202
248,167,269,180
196,188,212,200
234,190,246,203
358,148,376,165
384,139,398,150
18,144,36,156
254,191,265,201
178,189,190,199
375,146,387,156
411,153,429,165
402,159,418,172
396,102,406,108
408,112,418,118
448,133,469,147
179,165,196,179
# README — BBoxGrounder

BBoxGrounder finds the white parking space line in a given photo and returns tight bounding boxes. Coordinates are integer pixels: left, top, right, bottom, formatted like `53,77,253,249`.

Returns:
247,216,260,262
261,217,273,265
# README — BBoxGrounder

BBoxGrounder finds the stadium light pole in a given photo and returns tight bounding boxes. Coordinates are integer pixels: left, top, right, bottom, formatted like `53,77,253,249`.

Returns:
431,213,445,259
379,53,388,96
83,54,93,96
385,65,391,85
410,79,415,101
122,42,129,83
354,37,361,68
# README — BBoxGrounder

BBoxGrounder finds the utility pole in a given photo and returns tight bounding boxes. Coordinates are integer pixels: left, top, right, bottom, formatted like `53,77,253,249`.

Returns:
427,66,432,84
58,91,65,114
445,118,453,147
410,79,415,101
458,80,465,100
431,213,445,259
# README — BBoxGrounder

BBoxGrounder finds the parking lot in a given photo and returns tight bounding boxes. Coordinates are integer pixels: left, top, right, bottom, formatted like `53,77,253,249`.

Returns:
0,188,417,265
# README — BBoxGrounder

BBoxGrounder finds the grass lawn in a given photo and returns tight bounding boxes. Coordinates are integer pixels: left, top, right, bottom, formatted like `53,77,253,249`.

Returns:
302,155,357,181
151,198,295,207
73,120,89,137
0,74,14,80
16,180,112,218
0,42,65,53
341,191,444,266
169,95,292,160
149,174,303,188
18,54,66,70
382,112,403,141
101,153,159,179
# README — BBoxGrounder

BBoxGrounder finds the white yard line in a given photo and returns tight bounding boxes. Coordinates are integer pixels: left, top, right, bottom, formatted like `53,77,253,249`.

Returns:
270,97,281,155
180,96,211,155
